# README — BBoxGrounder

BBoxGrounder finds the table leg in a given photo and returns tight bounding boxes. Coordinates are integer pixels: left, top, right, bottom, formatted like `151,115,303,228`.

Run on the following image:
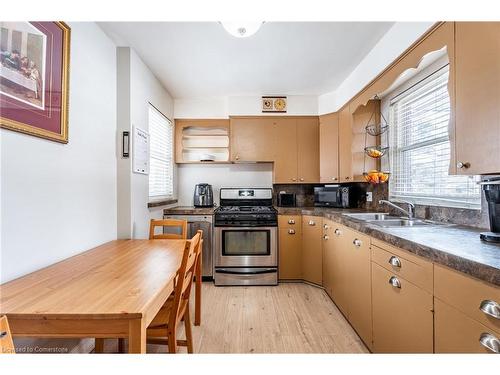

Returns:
128,319,146,354
195,249,202,326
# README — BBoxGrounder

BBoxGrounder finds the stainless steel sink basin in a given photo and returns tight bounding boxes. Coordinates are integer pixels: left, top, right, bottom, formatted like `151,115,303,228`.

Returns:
343,212,399,221
367,219,434,227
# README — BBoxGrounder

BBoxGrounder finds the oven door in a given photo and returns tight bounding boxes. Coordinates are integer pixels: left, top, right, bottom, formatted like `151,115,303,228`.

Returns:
215,226,277,268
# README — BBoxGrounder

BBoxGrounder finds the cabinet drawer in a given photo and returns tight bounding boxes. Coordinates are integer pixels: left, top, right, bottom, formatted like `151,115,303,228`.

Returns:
372,263,433,353
435,298,500,353
434,265,500,333
278,215,302,231
371,241,433,293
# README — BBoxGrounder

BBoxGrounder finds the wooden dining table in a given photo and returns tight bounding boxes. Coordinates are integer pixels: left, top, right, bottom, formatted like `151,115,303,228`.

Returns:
0,239,200,354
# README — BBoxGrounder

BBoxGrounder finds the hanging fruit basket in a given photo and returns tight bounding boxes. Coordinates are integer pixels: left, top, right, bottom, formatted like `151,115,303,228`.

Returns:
365,123,388,137
363,170,390,184
364,145,389,159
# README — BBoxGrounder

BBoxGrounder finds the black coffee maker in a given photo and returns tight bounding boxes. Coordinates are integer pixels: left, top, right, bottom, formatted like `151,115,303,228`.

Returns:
480,177,500,242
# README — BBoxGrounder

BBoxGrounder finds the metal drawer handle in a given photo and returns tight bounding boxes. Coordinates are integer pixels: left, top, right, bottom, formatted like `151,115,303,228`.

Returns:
0,331,7,339
353,239,362,247
334,229,341,236
288,229,296,235
288,219,295,225
389,276,401,289
479,300,500,319
479,332,500,353
389,256,402,268
308,220,316,226
323,235,329,240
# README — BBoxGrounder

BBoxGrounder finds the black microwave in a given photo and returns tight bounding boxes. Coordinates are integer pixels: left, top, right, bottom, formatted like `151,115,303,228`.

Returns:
314,185,353,208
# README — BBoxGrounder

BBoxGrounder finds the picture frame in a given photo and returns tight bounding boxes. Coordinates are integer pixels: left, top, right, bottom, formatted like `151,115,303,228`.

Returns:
0,21,71,143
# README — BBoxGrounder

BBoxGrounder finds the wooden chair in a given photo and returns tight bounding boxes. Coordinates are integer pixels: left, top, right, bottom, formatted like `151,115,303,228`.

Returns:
0,315,15,354
149,219,188,240
146,230,203,353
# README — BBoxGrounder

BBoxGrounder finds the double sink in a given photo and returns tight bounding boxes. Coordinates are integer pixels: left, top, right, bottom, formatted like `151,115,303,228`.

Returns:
344,212,442,228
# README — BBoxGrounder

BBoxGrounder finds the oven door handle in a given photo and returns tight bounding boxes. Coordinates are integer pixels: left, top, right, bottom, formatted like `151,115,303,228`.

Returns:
215,268,277,275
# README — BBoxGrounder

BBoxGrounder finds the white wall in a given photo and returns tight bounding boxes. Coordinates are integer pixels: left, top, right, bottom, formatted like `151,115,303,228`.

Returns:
0,22,117,283
177,164,273,206
174,95,318,119
318,22,434,114
116,48,175,239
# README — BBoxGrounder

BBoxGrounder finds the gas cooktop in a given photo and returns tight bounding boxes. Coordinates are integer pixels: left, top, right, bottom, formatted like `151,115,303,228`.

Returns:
215,206,277,213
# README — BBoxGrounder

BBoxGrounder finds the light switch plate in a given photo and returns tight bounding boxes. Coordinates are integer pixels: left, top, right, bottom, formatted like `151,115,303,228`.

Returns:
366,191,373,202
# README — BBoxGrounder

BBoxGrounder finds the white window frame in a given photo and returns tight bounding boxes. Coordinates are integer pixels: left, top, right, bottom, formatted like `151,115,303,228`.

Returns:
382,58,481,210
148,103,174,200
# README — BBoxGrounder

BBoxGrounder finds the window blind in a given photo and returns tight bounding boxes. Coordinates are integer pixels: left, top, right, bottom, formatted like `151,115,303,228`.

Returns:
148,104,174,198
388,65,481,209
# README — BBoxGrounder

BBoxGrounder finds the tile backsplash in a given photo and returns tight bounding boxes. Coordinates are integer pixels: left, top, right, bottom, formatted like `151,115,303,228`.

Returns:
274,181,490,229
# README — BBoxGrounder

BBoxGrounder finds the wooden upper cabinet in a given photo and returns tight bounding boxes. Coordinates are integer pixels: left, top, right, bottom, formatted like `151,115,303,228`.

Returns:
338,105,353,182
455,22,500,175
319,113,339,183
273,118,298,183
297,118,320,183
230,117,275,162
352,100,379,181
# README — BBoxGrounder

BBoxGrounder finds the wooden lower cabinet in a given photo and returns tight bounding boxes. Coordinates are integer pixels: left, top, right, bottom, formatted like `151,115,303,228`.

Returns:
322,219,335,297
329,224,351,317
301,216,322,285
371,263,434,353
278,215,302,280
435,298,500,353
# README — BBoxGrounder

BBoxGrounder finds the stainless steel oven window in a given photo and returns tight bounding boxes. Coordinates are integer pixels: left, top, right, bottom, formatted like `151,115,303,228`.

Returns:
221,230,271,256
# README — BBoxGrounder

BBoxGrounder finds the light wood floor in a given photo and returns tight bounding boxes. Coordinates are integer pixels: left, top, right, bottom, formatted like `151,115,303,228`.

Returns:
13,282,368,354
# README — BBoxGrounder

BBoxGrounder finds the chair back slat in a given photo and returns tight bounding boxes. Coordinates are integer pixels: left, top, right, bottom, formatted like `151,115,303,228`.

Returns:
0,315,15,354
169,230,203,328
149,219,187,240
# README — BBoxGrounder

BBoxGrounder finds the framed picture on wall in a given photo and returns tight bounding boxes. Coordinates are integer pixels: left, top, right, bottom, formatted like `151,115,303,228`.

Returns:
0,21,71,143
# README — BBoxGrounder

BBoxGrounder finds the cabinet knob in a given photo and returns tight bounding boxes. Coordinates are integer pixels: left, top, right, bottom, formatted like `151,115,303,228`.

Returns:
0,331,7,339
308,220,316,226
332,177,338,181
457,161,471,169
288,219,295,225
300,178,304,182
389,256,402,269
479,332,500,353
479,300,500,319
334,228,341,236
389,276,401,289
323,235,329,240
292,178,297,182
353,238,362,247
288,229,296,235
235,155,240,160
345,177,350,180
323,224,329,229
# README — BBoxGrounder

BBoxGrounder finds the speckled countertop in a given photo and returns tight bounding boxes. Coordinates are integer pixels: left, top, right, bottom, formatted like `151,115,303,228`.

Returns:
278,207,500,286
163,206,215,215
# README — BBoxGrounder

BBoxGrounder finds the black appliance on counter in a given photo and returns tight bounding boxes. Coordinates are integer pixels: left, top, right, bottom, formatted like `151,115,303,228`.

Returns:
214,188,278,286
277,192,296,207
480,178,500,243
314,185,358,208
193,183,214,207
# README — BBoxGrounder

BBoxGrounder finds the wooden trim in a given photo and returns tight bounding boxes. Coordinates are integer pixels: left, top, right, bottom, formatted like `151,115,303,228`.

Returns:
148,199,178,208
229,115,319,119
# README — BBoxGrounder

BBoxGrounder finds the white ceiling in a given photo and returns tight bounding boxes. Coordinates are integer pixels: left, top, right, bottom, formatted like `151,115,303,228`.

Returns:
99,22,394,99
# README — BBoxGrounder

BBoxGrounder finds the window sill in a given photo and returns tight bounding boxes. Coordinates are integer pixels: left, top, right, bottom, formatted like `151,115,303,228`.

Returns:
148,198,178,208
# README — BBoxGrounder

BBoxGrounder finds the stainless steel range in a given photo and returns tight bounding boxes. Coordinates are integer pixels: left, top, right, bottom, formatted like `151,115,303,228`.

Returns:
214,188,278,286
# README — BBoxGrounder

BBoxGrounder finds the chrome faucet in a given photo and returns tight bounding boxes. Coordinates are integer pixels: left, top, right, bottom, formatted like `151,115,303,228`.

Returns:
379,200,415,220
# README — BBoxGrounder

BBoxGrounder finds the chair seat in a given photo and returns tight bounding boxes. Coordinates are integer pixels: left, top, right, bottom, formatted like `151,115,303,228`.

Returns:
149,295,175,328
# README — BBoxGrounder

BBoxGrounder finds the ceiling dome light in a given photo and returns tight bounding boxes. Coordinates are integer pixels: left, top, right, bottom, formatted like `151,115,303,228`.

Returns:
220,22,264,38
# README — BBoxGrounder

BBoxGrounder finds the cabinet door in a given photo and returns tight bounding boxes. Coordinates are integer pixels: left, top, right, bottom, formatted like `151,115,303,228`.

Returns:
230,118,275,162
330,224,350,316
297,118,320,183
319,113,339,183
372,263,434,353
455,22,500,175
278,227,302,280
435,298,500,353
338,105,353,182
301,215,322,285
344,228,373,348
273,118,298,183
322,220,335,297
